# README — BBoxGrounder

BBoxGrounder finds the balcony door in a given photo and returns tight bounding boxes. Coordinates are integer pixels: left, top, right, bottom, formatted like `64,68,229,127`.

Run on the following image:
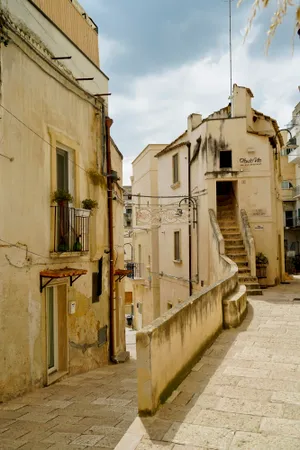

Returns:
56,147,74,202
285,211,294,228
56,147,75,251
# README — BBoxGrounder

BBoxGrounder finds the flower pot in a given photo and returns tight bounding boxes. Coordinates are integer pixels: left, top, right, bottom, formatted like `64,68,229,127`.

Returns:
75,208,91,218
256,264,267,279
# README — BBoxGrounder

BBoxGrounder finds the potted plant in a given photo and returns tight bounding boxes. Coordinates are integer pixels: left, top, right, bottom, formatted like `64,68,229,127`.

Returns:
256,252,269,278
52,189,73,206
82,199,98,210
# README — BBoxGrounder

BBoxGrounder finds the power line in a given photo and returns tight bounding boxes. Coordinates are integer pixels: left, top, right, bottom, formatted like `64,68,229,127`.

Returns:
0,238,48,259
0,103,88,175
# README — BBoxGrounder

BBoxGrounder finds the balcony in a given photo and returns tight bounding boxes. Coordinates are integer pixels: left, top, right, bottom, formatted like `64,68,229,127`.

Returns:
126,262,144,279
293,185,300,199
282,188,295,201
51,206,89,253
285,213,300,229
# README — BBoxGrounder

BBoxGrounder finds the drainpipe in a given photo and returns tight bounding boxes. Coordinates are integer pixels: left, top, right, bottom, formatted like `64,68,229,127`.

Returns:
187,142,192,297
105,116,116,362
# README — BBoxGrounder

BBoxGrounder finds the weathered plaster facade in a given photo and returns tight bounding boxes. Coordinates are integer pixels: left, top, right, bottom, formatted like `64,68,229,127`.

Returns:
131,145,166,329
0,1,125,401
156,85,285,297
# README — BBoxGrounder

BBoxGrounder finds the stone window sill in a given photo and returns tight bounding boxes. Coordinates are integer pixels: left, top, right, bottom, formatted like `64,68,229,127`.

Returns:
173,259,182,264
50,252,89,258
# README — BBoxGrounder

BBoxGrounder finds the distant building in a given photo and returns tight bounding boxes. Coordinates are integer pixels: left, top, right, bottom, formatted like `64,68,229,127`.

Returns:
129,85,285,327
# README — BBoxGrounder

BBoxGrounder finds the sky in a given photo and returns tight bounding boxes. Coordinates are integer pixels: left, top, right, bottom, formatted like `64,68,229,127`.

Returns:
80,0,300,184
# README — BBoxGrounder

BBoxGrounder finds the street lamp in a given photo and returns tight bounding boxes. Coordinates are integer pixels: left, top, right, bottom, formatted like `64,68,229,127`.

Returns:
178,197,198,297
273,128,298,159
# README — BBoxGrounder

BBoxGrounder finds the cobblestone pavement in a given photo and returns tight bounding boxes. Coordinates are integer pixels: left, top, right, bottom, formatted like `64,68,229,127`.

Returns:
117,278,300,449
0,329,138,450
4,280,300,450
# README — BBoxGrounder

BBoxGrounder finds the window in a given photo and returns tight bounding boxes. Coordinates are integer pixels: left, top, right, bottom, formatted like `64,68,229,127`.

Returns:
56,149,68,191
282,181,293,189
220,150,232,169
174,231,180,261
172,153,179,184
285,211,294,227
56,147,75,199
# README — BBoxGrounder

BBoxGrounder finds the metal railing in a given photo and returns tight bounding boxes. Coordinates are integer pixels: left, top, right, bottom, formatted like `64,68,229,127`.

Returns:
125,262,144,279
51,205,90,253
285,214,300,228
293,185,300,198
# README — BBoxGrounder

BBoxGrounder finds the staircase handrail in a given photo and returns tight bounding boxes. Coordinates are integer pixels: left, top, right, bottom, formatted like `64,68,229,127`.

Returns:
240,209,256,277
209,209,225,255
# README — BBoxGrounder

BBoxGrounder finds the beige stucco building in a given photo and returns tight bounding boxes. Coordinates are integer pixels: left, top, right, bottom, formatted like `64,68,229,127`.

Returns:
280,103,300,273
130,85,285,323
0,0,126,401
131,145,166,329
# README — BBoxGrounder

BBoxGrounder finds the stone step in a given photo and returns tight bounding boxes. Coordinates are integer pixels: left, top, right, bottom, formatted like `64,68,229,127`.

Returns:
220,227,240,233
218,211,235,217
238,267,251,273
244,282,261,290
236,261,249,268
228,255,248,262
219,221,238,227
223,233,242,240
238,275,257,282
225,239,244,247
226,252,248,259
247,289,263,296
223,284,247,328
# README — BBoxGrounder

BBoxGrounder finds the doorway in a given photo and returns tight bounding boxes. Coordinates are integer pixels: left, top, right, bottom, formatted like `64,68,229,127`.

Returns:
46,284,68,383
47,286,58,374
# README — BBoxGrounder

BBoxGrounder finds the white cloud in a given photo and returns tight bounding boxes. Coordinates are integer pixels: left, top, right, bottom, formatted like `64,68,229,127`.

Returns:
109,26,300,184
98,35,127,69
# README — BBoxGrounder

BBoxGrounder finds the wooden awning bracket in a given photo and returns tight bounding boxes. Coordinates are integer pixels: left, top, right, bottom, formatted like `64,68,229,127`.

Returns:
39,268,87,293
114,269,131,282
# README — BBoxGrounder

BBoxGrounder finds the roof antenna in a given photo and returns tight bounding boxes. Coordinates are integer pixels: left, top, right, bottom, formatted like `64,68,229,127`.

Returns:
229,0,233,101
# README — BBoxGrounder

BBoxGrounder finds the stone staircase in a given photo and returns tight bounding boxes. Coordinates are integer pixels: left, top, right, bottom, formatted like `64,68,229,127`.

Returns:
217,196,262,296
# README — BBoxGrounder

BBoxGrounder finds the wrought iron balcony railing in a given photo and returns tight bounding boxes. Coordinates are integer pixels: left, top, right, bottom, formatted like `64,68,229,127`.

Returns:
285,214,300,229
51,205,90,253
125,262,144,279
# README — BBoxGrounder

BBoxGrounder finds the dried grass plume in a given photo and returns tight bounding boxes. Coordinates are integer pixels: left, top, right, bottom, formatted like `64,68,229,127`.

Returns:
238,0,300,51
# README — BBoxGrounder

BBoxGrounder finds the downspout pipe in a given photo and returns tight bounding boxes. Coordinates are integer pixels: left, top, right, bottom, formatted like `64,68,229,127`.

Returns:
187,142,192,297
105,116,116,363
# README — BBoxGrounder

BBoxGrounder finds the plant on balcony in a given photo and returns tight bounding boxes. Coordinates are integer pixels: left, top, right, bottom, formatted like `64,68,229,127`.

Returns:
73,235,82,252
82,198,98,210
256,252,268,279
52,189,73,205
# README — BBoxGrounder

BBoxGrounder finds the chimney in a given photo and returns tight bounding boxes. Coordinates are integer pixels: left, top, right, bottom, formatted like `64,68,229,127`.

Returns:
187,113,202,133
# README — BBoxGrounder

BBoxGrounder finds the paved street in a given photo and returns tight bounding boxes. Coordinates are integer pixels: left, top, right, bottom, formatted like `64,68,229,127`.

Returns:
3,281,300,449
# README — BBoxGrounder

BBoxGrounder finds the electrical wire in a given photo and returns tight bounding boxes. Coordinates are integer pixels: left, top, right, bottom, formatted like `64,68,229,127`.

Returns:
0,238,48,259
0,103,88,175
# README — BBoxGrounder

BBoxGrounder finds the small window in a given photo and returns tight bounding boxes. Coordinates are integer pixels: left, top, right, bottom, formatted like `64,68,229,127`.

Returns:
220,150,232,169
172,153,179,184
174,231,180,261
282,181,293,189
